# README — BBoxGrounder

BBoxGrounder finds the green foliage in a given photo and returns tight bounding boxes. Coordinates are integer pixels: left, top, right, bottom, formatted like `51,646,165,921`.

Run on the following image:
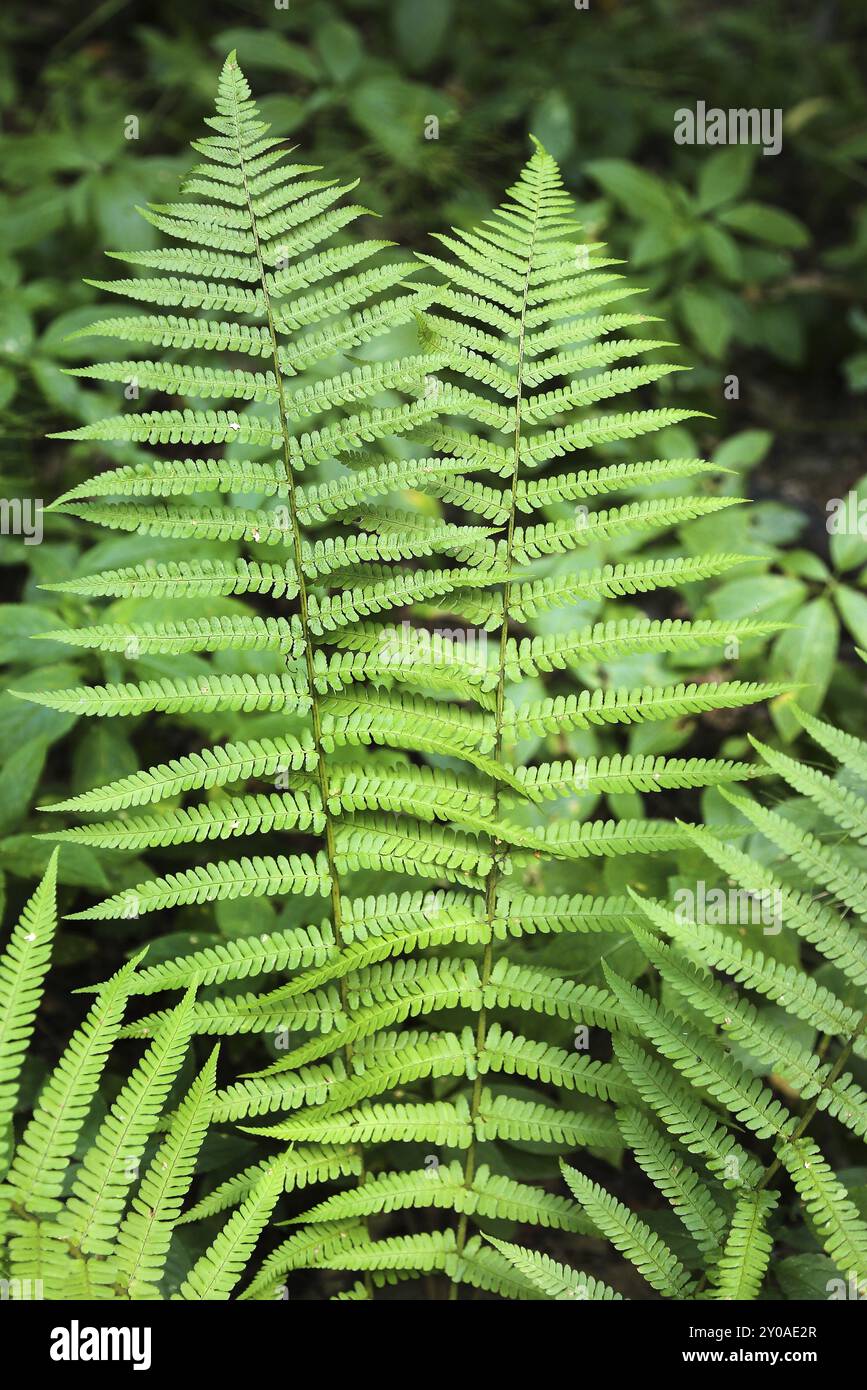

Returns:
0,856,215,1299
501,715,867,1300
13,54,791,1299
2,20,865,1302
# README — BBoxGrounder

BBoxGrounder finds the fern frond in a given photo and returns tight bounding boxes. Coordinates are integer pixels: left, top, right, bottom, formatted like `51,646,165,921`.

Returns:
239,1223,369,1300
513,456,719,511
42,558,299,602
321,687,496,761
309,1229,458,1275
450,1235,541,1300
498,553,750,625
113,1047,218,1297
333,815,494,884
307,565,498,636
120,890,485,999
720,787,867,920
680,822,867,989
561,1162,696,1298
777,1139,867,1282
55,500,294,544
290,1160,593,1233
479,1024,634,1100
515,754,762,799
0,852,59,1176
492,891,639,940
613,1037,763,1189
6,953,144,1213
34,61,806,1300
485,1238,623,1300
794,706,867,783
41,614,302,658
603,966,796,1142
712,1192,778,1300
244,1098,474,1148
474,1091,619,1149
504,682,788,740
643,890,864,1048
175,1159,285,1300
43,733,316,814
41,790,325,852
186,1032,466,1122
749,735,867,844
508,496,738,563
503,618,781,682
50,457,287,508
68,853,330,921
481,964,627,1033
55,991,197,1256
179,1146,361,1225
616,1107,727,1262
629,903,867,1139
13,672,311,719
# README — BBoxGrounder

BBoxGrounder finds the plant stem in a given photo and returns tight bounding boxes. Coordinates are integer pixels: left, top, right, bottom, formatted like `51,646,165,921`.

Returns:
758,1009,867,1193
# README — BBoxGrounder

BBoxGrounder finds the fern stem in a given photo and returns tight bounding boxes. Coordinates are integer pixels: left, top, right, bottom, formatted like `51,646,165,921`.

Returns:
759,1009,867,1193
450,185,542,1296
228,69,372,1293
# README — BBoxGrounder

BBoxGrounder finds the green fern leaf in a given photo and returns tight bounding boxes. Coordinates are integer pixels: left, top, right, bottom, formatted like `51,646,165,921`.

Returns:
113,1047,218,1297
6,953,144,1213
175,1158,285,1300
562,1161,695,1297
68,853,330,921
55,991,197,1256
0,852,59,1177
712,1192,778,1300
604,965,796,1142
777,1139,867,1282
485,1237,623,1300
617,1106,727,1262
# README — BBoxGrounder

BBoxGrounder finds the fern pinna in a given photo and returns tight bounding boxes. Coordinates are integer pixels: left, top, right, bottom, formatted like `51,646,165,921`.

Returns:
495,707,867,1301
22,57,789,1300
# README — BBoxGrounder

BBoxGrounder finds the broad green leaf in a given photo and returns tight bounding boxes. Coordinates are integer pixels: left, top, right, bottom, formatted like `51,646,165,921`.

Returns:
719,201,809,249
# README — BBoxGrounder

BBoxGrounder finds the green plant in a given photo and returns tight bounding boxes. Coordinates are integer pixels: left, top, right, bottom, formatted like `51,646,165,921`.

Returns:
4,1,866,925
0,851,231,1300
586,149,811,372
15,55,802,1300
495,704,867,1300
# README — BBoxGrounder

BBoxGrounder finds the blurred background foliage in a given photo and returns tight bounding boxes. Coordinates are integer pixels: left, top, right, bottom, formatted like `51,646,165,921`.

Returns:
1,1,867,1276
